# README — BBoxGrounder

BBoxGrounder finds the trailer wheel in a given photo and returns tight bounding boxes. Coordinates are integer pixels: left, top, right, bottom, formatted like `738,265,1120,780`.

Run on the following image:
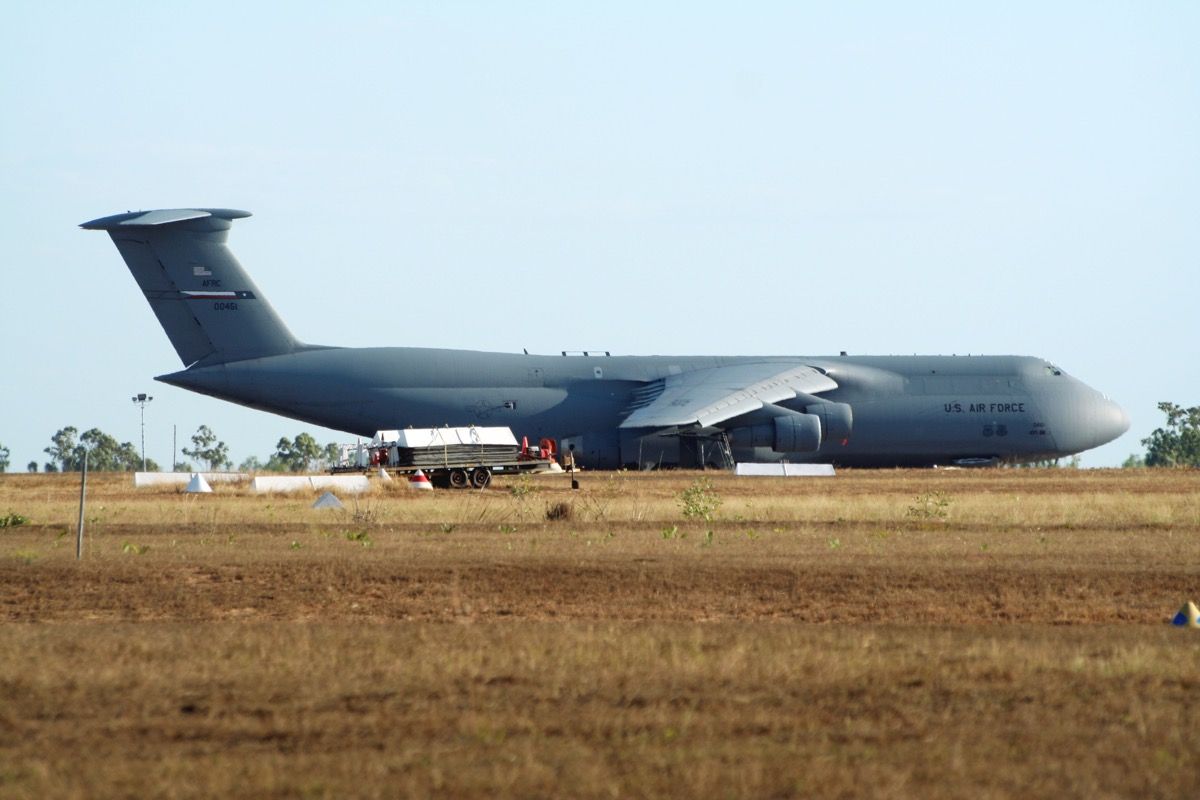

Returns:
470,468,492,489
448,468,469,489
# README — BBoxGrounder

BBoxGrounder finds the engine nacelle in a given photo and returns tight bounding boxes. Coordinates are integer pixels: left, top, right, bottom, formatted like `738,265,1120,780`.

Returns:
729,413,823,453
773,413,823,452
805,402,853,444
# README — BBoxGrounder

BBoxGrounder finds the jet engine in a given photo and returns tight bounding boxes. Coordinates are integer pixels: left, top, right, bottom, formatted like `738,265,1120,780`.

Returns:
804,401,853,444
729,413,823,453
726,401,853,454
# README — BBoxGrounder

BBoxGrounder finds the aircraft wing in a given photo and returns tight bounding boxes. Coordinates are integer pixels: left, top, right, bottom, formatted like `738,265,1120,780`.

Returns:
620,363,838,429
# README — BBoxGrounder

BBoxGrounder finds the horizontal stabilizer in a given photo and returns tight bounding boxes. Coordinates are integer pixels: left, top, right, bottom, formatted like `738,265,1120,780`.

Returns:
80,208,251,229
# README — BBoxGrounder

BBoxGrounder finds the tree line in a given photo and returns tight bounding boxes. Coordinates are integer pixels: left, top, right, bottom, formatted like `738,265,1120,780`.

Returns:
39,427,159,472
175,427,341,472
2,426,343,473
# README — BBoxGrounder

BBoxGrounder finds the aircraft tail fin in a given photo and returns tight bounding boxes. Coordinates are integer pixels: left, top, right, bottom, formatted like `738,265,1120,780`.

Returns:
81,208,302,366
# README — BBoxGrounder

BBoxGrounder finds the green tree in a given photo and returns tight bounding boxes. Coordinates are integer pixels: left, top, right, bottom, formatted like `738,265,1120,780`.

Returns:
1142,402,1200,467
0,443,9,473
79,428,123,470
239,455,266,472
270,438,294,471
76,428,159,471
26,461,38,473
182,425,231,471
82,429,115,469
45,427,81,472
1121,454,1145,469
322,442,341,469
272,433,323,472
42,426,159,472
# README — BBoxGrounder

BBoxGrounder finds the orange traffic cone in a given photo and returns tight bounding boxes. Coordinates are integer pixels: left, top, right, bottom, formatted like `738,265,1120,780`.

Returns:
408,470,433,491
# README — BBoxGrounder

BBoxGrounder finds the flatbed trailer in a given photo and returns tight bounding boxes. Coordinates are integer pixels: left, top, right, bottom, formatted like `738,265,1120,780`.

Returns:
331,426,559,489
333,457,553,488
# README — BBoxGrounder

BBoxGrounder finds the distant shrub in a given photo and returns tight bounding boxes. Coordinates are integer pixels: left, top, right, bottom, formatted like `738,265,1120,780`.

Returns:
344,530,372,547
545,502,572,522
510,476,537,499
0,513,28,528
906,491,951,521
679,478,721,522
348,500,378,525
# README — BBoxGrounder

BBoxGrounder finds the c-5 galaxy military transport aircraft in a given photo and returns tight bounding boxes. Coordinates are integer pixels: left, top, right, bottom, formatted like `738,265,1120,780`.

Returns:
83,208,1130,469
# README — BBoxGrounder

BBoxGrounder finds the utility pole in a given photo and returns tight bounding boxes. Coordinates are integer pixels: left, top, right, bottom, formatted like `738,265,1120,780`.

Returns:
131,393,153,471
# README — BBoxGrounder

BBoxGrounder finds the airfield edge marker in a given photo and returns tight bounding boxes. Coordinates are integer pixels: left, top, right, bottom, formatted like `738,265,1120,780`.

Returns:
76,452,87,560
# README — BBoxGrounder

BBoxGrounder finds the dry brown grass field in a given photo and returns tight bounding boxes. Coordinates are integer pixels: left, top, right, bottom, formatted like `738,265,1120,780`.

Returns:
1,468,1198,798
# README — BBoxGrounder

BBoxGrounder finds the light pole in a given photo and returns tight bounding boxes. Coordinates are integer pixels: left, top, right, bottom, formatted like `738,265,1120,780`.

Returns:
131,393,153,471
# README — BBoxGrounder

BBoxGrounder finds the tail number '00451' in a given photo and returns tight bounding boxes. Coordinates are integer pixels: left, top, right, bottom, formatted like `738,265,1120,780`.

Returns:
214,302,239,311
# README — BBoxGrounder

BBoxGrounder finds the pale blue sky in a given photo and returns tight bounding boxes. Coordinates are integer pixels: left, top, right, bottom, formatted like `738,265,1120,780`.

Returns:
1,2,1196,470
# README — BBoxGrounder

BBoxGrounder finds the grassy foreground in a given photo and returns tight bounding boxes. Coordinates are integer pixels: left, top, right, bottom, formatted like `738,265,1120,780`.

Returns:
1,469,1198,798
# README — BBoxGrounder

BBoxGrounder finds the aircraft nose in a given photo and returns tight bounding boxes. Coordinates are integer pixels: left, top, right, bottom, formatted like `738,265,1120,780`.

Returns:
1101,398,1131,444
1080,395,1130,451
1054,392,1130,453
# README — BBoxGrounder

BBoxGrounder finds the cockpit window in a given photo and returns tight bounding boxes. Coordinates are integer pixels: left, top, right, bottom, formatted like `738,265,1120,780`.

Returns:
1045,364,1063,376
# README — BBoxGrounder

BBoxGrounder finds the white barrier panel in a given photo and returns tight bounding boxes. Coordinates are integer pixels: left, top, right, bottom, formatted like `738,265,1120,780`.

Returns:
252,475,371,494
134,472,248,487
734,463,836,477
309,475,371,492
251,476,311,493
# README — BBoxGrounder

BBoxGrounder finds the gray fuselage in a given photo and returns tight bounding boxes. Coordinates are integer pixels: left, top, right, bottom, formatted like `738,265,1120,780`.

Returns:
159,348,1129,468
